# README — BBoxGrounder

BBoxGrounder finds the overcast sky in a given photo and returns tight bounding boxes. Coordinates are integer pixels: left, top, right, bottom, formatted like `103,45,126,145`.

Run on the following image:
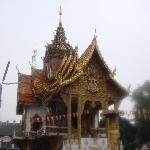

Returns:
0,0,150,122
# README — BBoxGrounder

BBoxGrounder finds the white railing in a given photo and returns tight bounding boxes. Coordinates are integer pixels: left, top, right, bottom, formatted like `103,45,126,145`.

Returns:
13,126,67,138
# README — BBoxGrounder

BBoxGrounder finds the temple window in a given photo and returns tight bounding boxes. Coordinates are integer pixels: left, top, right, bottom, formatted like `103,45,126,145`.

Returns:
82,101,93,136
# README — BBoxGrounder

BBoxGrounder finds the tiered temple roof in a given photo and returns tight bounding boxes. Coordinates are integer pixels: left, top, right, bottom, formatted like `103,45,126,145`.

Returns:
17,17,128,114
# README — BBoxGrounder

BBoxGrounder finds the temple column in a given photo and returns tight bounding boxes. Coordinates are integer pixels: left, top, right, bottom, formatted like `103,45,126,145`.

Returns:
67,94,72,145
102,101,108,113
102,101,110,149
77,96,81,149
104,111,120,150
114,101,120,150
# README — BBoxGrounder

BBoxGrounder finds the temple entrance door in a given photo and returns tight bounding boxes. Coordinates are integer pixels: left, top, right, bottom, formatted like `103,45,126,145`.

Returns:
81,101,102,137
81,101,93,136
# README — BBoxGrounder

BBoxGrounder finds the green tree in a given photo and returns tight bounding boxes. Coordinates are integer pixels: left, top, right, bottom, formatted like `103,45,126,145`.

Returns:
132,80,150,148
119,118,136,150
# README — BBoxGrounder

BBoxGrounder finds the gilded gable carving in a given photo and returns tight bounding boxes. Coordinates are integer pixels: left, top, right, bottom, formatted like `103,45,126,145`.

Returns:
63,53,108,102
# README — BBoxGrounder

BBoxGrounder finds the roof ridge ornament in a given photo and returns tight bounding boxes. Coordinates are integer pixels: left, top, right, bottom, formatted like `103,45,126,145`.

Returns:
16,65,20,74
94,25,97,39
31,49,37,68
128,84,131,94
59,6,62,26
112,66,117,76
75,44,78,53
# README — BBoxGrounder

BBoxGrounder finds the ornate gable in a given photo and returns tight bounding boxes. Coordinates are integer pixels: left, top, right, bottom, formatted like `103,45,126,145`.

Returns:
62,37,128,103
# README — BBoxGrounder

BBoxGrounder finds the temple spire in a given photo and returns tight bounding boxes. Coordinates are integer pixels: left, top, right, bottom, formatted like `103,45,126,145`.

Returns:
48,6,73,50
59,6,62,26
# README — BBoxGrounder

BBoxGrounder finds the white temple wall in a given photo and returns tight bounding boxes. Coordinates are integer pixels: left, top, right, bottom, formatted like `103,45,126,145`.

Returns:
25,105,48,132
81,138,107,150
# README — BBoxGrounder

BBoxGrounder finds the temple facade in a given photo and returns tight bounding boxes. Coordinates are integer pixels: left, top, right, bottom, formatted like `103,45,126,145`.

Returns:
13,10,128,150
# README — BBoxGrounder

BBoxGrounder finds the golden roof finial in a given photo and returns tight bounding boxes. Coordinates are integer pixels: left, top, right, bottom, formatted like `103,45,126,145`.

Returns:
59,6,62,25
128,84,131,94
75,43,78,53
94,25,97,38
112,66,116,76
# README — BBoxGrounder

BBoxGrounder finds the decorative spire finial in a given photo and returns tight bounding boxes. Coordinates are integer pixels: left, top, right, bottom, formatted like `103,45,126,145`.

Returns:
128,84,131,95
75,43,78,53
31,49,37,68
16,65,20,73
59,6,62,25
112,66,116,76
94,25,97,38
50,7,73,49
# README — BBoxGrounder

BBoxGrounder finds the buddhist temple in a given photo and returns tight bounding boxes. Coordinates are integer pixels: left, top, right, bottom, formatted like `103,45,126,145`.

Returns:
13,8,128,150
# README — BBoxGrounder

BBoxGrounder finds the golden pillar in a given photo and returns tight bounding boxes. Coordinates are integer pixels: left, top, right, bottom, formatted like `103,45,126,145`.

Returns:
67,94,72,145
102,101,108,112
104,111,120,150
77,96,81,148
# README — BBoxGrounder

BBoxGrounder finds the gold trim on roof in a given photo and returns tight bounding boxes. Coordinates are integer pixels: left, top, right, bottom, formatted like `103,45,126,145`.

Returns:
77,36,112,74
43,51,83,105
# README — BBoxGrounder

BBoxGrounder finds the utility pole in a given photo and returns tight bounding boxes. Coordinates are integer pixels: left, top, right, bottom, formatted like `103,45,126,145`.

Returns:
0,83,2,107
0,61,17,108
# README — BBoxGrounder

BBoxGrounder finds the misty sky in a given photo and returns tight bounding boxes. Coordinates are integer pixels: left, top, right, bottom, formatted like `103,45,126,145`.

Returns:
0,0,150,122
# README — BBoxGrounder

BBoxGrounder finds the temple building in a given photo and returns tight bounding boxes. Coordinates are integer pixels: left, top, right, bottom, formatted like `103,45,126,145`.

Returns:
13,9,128,150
